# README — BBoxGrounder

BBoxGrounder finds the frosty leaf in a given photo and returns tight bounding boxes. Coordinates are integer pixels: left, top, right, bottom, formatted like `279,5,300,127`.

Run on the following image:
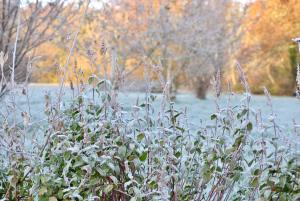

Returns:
139,151,148,162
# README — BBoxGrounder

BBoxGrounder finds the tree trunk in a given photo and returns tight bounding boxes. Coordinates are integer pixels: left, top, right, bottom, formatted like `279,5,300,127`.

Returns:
166,62,176,101
196,85,207,99
195,77,210,99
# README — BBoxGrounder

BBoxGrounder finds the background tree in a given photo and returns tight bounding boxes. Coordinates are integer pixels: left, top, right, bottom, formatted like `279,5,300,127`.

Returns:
0,0,76,97
94,0,240,99
179,0,240,99
236,0,300,95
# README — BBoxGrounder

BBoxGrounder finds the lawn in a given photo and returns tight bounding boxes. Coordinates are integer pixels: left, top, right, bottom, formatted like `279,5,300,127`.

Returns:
4,84,300,128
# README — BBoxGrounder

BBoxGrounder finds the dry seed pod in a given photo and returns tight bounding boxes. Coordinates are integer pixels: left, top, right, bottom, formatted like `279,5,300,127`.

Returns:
21,111,30,127
22,88,26,95
83,127,90,144
54,120,64,131
44,93,51,112
69,79,74,91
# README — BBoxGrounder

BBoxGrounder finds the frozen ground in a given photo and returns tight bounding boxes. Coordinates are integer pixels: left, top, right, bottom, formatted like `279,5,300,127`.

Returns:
1,84,300,127
0,84,300,147
1,84,299,129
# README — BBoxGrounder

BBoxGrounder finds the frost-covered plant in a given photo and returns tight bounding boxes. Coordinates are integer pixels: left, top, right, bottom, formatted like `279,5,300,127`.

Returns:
1,69,300,200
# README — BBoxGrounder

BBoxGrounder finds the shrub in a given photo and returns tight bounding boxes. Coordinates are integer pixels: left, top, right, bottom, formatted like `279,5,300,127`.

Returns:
1,74,300,200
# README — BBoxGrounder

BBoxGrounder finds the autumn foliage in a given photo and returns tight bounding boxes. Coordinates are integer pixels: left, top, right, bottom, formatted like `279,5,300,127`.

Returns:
235,0,300,95
6,0,300,96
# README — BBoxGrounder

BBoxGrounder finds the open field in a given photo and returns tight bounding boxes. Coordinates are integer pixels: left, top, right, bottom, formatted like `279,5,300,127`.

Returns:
2,84,300,149
4,84,300,127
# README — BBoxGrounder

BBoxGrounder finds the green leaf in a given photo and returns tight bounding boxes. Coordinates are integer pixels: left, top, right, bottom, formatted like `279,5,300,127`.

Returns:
246,122,253,131
250,177,259,187
139,151,148,162
128,154,136,161
78,96,83,104
201,164,212,183
88,75,96,84
96,167,107,177
118,146,127,158
97,79,105,86
233,172,241,181
49,197,58,201
233,135,244,149
104,184,114,193
175,151,181,158
40,176,49,185
149,180,158,189
253,169,261,176
211,114,217,120
237,109,248,119
109,175,118,185
137,133,145,142
130,197,137,201
172,112,182,123
38,186,48,196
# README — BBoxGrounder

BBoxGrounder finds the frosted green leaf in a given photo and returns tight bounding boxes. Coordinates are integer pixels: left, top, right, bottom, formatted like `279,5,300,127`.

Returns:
104,184,114,193
139,151,148,162
49,197,58,201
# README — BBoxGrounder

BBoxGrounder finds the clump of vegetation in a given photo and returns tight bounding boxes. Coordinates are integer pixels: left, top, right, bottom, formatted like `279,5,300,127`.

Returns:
1,0,300,200
1,67,300,200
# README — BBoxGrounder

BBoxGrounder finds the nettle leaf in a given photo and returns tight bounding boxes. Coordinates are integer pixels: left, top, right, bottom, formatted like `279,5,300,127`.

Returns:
253,169,261,176
250,177,259,187
207,152,216,162
246,159,255,167
90,177,100,186
97,79,105,87
246,122,253,131
175,151,181,158
49,197,58,201
108,162,117,172
139,151,148,162
201,163,213,183
104,184,114,194
130,197,137,201
137,133,145,142
176,126,185,133
118,146,127,158
149,180,158,189
128,154,136,161
40,176,49,185
172,112,182,123
96,167,107,177
233,135,244,149
232,172,241,181
109,175,118,185
237,109,248,119
88,75,97,85
211,114,217,120
38,186,48,196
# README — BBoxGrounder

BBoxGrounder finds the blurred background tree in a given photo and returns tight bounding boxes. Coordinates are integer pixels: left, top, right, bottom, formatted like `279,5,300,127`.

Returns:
72,0,239,99
0,0,79,97
235,0,300,95
3,0,299,98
